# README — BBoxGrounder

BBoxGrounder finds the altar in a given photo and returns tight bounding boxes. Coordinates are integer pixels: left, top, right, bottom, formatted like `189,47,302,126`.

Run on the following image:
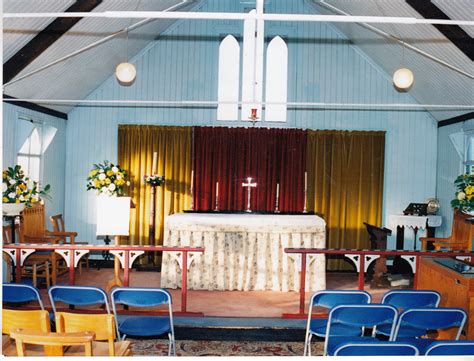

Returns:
161,213,326,292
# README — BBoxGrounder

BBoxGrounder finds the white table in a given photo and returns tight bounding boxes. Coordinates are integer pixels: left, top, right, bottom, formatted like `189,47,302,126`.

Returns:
160,213,326,292
388,214,442,250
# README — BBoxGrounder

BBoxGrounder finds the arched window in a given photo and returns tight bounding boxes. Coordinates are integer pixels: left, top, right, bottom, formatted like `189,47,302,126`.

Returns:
217,35,240,120
17,127,42,182
265,36,288,122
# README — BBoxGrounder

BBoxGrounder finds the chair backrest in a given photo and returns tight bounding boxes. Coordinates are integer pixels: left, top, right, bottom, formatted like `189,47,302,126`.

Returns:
393,308,467,341
21,203,47,239
334,342,419,356
3,283,44,309
2,309,50,335
325,304,398,356
48,285,110,314
110,287,172,308
309,290,371,312
382,290,441,311
49,214,65,233
55,312,116,356
10,328,95,356
450,210,474,250
425,341,474,356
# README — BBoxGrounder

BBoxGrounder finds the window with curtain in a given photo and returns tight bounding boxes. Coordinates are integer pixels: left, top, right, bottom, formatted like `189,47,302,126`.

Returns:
17,127,42,182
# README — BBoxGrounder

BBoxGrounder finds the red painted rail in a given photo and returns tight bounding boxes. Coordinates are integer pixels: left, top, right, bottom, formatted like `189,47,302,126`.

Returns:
2,243,204,316
283,248,474,318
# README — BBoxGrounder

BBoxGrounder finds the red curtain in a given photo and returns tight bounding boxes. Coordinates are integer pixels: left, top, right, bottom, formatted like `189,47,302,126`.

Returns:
193,127,306,212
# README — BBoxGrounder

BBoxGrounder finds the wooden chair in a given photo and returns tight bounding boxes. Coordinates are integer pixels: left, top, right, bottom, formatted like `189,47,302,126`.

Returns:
420,210,474,251
3,224,52,288
2,309,51,356
55,312,132,356
21,204,68,284
49,213,90,272
9,329,95,356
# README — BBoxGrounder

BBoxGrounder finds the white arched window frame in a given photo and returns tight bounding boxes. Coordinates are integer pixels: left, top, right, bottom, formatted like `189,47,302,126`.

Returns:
217,35,240,121
265,36,288,122
17,124,42,183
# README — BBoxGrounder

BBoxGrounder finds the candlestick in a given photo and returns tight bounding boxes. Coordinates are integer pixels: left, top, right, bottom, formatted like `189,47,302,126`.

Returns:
214,181,219,211
152,152,158,174
303,171,308,213
275,183,280,213
190,170,194,210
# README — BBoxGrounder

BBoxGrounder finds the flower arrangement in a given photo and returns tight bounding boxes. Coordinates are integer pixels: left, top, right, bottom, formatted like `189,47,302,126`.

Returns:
144,174,165,187
451,173,474,213
2,165,50,206
87,161,130,196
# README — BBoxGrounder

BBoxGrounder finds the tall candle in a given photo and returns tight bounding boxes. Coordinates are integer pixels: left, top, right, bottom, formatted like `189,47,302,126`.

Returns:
152,152,158,174
276,183,280,199
190,170,194,192
304,171,307,191
216,181,219,199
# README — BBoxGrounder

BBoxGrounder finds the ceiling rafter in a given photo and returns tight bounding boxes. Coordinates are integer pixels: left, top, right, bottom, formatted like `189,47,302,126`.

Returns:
3,0,103,84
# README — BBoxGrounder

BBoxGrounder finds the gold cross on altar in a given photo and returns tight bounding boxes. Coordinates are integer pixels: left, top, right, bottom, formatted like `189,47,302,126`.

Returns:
242,177,257,212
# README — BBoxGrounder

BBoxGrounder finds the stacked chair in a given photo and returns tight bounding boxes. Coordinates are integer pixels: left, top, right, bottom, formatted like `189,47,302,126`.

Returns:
2,283,176,357
305,288,474,357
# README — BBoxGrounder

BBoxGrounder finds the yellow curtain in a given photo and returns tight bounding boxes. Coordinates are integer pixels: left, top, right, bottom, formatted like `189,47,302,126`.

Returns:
306,130,385,270
118,125,192,253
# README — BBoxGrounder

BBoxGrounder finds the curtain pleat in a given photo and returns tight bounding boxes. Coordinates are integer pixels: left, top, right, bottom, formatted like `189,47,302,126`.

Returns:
118,125,192,256
306,130,385,270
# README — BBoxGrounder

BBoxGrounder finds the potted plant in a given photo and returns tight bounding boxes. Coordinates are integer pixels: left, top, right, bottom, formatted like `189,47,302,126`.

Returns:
2,165,50,216
87,160,130,196
451,173,474,215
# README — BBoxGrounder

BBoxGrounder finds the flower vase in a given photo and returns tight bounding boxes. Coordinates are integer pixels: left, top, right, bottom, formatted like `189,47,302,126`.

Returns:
2,203,26,216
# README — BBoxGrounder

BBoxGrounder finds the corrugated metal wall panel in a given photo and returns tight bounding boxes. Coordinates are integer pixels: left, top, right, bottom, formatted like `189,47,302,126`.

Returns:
64,0,438,249
2,103,67,221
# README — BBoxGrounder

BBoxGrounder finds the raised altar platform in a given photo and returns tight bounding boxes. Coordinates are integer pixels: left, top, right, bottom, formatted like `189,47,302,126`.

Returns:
161,212,326,292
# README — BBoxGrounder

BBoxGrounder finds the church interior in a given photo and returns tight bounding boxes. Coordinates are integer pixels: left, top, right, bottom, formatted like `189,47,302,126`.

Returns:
2,0,474,357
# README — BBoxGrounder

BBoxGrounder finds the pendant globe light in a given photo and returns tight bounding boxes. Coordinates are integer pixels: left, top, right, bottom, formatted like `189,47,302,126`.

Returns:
115,29,136,86
393,40,414,91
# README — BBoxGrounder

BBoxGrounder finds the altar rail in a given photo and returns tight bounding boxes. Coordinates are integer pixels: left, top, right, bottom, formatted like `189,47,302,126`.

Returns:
2,244,204,316
283,248,474,318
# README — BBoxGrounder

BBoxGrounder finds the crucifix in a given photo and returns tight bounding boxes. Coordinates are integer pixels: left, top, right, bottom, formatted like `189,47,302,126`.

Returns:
242,177,257,212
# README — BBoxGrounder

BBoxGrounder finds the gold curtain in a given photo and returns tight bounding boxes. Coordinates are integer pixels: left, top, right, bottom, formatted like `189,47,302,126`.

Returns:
306,130,385,270
118,125,192,253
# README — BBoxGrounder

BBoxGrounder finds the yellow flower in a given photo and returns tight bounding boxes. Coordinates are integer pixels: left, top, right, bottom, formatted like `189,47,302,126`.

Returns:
15,199,20,203
90,169,98,177
31,197,39,203
105,178,111,185
106,170,113,177
466,185,474,195
3,197,9,202
94,179,100,188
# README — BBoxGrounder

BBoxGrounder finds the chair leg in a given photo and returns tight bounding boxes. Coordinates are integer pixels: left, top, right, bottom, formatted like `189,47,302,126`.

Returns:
307,334,312,357
32,264,37,287
45,261,51,289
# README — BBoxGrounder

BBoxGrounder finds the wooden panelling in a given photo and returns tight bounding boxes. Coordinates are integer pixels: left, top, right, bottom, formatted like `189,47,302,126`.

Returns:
64,0,438,246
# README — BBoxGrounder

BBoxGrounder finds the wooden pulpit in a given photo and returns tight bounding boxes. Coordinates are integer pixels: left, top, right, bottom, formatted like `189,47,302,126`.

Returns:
363,222,392,288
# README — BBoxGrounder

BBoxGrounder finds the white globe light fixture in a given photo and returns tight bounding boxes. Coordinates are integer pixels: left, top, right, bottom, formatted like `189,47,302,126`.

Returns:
393,67,414,90
115,62,136,86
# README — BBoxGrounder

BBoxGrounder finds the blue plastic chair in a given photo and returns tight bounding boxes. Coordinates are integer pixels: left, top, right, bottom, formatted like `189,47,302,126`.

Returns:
48,285,110,315
303,290,371,356
324,304,398,356
425,341,474,356
111,287,175,356
393,308,467,354
2,283,44,309
334,341,419,356
377,289,441,337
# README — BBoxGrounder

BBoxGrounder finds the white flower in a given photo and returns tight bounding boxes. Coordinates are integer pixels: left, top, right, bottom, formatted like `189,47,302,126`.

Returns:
112,166,119,173
117,174,122,180
19,195,25,201
99,169,104,173
8,192,15,199
27,179,34,189
458,192,466,201
108,183,116,191
2,183,7,193
101,187,107,193
9,179,16,185
98,173,106,180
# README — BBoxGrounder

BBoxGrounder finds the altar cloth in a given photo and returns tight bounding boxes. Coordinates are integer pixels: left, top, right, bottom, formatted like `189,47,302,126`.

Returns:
161,213,326,292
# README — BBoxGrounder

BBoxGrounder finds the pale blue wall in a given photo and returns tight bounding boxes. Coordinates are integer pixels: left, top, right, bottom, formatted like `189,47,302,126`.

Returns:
65,0,438,248
3,103,66,222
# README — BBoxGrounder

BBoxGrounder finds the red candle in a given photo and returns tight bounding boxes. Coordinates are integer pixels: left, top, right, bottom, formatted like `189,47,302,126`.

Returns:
251,108,257,118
